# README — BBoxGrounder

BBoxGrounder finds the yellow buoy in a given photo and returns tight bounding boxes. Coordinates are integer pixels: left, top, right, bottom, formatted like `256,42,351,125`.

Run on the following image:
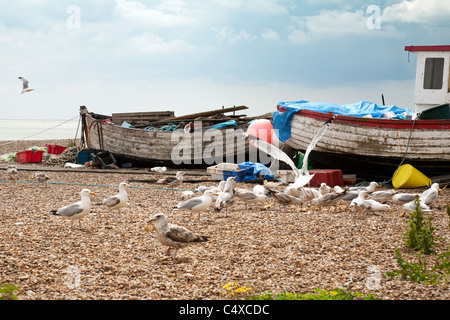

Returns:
392,164,432,189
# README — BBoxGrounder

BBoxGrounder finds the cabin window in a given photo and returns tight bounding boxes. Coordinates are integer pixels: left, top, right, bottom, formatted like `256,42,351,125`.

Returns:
423,57,444,90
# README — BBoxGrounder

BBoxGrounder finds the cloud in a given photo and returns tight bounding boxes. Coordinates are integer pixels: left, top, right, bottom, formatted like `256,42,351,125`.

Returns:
126,32,195,54
213,25,256,44
114,0,199,29
213,0,290,15
261,28,280,41
382,0,450,24
288,9,369,44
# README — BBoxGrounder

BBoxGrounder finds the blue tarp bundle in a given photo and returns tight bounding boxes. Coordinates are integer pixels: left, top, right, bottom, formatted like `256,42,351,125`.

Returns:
273,100,411,142
238,162,275,182
203,120,238,130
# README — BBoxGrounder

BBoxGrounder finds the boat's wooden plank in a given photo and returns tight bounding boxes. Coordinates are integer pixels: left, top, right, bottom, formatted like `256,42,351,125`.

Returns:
161,105,249,122
112,111,175,126
288,114,450,159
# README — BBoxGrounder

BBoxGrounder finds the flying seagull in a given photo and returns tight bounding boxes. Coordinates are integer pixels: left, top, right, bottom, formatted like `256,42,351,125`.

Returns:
145,213,208,258
18,77,34,94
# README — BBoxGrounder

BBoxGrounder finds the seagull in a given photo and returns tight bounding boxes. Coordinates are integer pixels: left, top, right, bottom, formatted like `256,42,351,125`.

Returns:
6,164,18,180
175,189,214,222
419,183,440,206
180,190,195,201
300,187,322,200
363,199,392,212
349,181,380,193
403,200,432,212
392,193,420,204
319,183,332,195
33,172,49,183
215,189,235,217
310,191,346,210
156,171,184,187
145,213,208,258
235,188,268,209
99,182,130,216
285,185,300,196
50,189,96,229
267,188,302,209
366,189,396,203
151,166,167,174
214,177,236,217
195,181,226,202
252,184,266,196
18,77,34,94
349,191,370,211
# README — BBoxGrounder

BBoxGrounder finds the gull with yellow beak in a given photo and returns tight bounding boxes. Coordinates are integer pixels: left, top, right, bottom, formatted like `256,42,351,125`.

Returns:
50,189,96,229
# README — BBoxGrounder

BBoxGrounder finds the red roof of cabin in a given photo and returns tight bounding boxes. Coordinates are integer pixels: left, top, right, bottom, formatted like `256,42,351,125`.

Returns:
405,45,450,52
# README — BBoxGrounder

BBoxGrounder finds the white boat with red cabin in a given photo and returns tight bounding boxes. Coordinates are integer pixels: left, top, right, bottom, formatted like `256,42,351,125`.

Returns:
272,45,450,181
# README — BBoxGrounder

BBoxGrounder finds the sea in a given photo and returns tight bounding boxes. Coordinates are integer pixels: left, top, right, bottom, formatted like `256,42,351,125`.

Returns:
0,118,81,141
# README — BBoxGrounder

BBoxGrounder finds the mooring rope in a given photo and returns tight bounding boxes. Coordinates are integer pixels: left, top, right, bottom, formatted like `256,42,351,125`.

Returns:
0,179,198,192
0,115,80,148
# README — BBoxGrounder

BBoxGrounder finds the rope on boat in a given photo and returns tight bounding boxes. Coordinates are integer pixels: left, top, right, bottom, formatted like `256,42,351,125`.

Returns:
381,117,418,186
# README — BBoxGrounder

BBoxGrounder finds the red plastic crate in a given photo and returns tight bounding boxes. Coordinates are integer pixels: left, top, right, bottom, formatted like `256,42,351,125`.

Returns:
45,144,67,155
16,150,44,163
309,169,344,187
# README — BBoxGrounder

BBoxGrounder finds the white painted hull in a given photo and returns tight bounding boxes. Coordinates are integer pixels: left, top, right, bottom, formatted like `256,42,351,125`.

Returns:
283,110,450,179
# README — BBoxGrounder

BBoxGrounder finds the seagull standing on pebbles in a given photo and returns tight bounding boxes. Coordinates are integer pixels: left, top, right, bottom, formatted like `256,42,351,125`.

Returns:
349,181,379,193
175,189,214,222
99,182,130,216
391,193,420,204
419,183,440,206
235,187,268,209
145,213,208,258
151,166,167,174
6,164,18,180
214,177,236,217
50,189,96,230
366,189,396,203
156,171,184,187
33,172,50,183
18,77,34,94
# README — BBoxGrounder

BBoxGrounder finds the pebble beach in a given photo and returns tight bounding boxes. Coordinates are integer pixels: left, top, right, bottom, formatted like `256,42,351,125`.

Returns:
1,139,450,300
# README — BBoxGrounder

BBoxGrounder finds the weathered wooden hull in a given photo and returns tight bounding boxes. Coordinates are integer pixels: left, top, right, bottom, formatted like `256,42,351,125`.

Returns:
283,109,450,180
82,111,251,168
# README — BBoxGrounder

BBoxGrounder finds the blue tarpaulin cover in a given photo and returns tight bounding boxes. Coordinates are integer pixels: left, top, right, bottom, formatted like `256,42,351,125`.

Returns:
238,162,275,181
273,100,411,142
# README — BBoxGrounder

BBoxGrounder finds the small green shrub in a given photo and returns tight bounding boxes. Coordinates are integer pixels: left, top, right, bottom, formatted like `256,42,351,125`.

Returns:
0,283,19,300
385,249,450,284
403,196,438,255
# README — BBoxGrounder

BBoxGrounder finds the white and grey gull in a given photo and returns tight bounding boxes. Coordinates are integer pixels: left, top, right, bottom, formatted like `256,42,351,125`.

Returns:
50,189,96,229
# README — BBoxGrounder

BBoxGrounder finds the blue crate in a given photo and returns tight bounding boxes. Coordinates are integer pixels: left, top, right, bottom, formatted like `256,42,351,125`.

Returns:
222,164,254,182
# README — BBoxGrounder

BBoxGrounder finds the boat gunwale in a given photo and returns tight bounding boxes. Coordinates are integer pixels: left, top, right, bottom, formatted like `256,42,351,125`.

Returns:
292,109,450,130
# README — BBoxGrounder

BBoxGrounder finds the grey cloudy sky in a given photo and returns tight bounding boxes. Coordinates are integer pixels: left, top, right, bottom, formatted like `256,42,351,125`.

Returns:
1,0,449,119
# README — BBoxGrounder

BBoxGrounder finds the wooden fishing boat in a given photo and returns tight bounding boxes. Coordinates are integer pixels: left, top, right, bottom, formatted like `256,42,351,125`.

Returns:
273,107,450,180
273,45,450,181
79,105,259,168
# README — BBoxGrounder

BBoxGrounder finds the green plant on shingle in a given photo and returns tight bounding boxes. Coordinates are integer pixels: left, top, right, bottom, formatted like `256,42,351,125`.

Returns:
447,203,450,230
0,283,19,300
385,249,450,284
403,196,438,255
385,249,435,283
